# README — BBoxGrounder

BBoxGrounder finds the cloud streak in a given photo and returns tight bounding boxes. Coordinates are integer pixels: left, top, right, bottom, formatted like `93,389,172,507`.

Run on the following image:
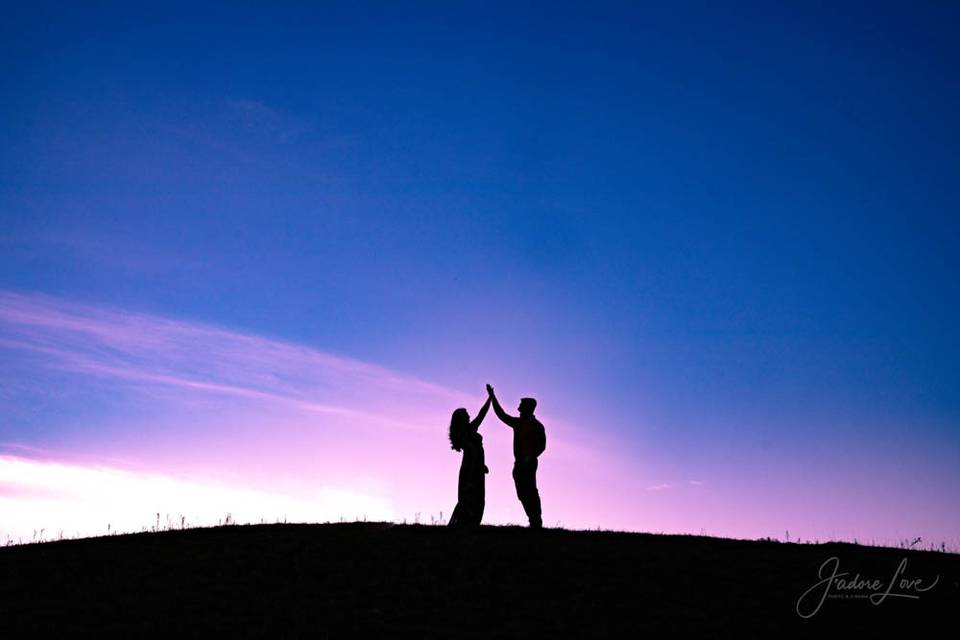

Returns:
646,483,673,492
0,290,471,430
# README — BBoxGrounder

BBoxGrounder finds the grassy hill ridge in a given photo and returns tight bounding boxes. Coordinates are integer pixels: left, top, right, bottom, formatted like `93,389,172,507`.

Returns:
2,522,958,636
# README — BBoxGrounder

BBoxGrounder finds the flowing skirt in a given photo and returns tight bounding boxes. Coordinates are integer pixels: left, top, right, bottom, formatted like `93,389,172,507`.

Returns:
448,458,486,527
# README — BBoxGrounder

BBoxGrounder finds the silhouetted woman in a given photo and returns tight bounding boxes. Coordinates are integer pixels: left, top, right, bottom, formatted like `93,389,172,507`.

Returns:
447,397,491,527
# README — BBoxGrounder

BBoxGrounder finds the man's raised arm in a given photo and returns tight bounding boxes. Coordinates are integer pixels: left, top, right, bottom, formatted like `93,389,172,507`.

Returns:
486,384,520,428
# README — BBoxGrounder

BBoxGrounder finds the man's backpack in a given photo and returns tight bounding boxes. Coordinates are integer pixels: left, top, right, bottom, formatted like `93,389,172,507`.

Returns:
532,421,547,458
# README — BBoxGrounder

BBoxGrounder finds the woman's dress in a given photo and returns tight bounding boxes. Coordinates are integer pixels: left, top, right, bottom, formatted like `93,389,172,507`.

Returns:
448,432,487,527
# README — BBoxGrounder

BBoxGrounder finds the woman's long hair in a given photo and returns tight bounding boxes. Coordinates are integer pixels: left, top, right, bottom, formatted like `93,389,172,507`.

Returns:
449,408,470,451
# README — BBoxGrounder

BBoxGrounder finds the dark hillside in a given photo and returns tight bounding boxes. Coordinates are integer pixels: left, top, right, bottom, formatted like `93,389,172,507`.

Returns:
2,523,957,636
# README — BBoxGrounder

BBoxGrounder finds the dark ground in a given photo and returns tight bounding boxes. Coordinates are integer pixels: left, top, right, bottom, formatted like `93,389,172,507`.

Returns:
1,523,958,637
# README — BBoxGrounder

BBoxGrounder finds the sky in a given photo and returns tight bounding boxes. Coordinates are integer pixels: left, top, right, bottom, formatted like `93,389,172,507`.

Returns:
1,2,958,547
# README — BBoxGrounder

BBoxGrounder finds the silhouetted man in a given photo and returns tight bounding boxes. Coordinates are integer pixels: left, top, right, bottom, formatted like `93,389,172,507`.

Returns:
486,384,546,529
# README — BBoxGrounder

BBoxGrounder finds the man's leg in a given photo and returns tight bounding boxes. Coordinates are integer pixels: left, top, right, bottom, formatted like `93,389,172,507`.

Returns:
512,459,542,528
525,458,542,528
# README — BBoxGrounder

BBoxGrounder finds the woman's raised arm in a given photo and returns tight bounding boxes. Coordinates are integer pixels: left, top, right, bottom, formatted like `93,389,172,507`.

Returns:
470,396,492,430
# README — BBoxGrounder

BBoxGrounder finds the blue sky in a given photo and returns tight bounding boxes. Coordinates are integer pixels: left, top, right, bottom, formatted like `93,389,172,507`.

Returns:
1,2,958,543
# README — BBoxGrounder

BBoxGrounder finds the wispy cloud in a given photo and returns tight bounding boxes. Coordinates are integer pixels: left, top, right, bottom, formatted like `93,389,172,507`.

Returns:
0,290,471,432
646,483,674,492
224,99,314,143
159,98,317,166
646,480,704,491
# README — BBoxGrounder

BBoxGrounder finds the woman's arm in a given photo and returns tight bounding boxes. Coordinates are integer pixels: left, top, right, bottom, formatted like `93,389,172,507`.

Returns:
470,396,492,430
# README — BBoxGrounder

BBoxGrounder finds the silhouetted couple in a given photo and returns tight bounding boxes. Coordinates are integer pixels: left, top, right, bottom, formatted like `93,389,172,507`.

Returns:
448,384,546,529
